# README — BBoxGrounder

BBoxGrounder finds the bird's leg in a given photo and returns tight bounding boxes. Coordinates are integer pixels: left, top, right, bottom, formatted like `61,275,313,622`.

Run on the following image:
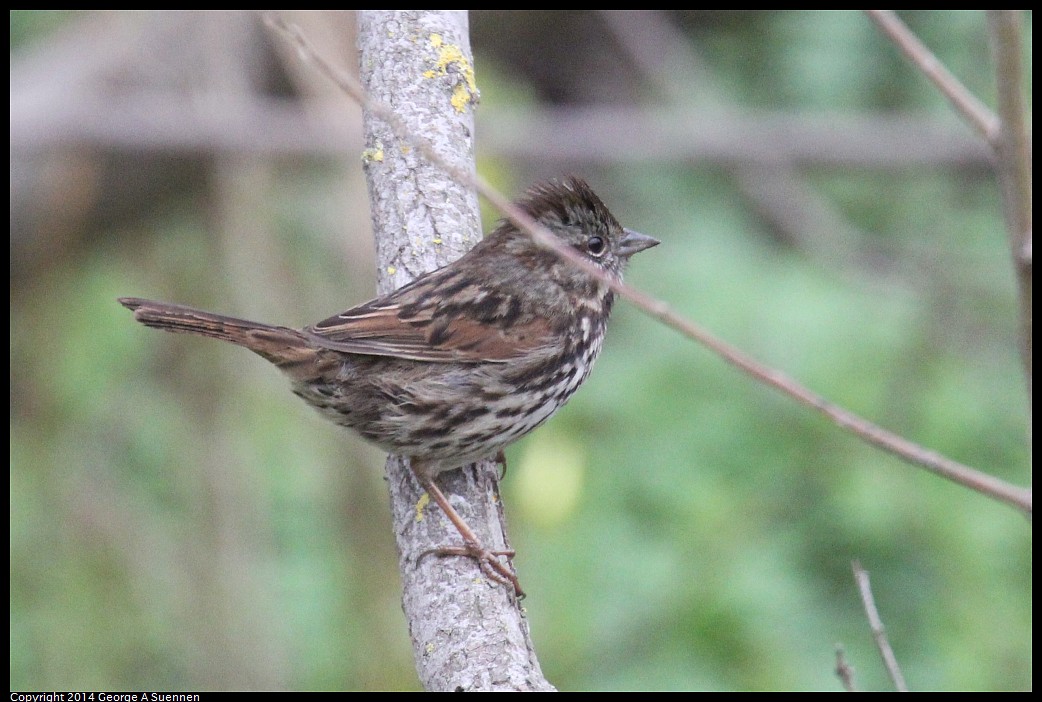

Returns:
494,449,508,479
411,461,524,598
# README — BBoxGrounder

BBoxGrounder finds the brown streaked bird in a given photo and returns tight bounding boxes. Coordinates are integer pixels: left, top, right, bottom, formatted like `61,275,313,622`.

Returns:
119,177,659,596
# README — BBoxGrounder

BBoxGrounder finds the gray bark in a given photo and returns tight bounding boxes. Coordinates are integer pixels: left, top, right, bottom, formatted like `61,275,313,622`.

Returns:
356,10,554,692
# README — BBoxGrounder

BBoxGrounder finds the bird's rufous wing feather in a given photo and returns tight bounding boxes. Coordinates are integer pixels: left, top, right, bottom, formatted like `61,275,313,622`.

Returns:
304,288,554,363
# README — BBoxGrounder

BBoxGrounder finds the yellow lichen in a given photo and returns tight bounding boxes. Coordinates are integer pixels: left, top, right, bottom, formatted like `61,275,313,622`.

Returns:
451,84,472,113
415,492,430,522
361,144,384,163
423,32,479,113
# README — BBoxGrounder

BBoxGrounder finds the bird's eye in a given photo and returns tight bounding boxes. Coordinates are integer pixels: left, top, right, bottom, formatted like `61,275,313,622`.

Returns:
586,235,606,257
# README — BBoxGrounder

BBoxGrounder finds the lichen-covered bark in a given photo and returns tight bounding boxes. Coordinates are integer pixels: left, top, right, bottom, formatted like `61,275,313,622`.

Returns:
356,10,554,692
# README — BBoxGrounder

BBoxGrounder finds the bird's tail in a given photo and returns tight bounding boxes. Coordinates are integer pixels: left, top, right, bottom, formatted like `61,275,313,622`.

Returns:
118,297,315,368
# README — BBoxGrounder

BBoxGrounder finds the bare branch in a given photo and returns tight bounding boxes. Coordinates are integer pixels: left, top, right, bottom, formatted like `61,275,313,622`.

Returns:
865,10,999,143
852,561,909,692
834,645,860,692
867,10,1031,404
987,10,1033,405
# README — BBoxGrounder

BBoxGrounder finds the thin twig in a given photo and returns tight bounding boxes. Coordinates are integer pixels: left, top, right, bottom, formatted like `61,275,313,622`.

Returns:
834,644,860,692
868,9,1031,404
865,10,999,143
852,560,909,692
264,13,1032,517
986,10,1033,405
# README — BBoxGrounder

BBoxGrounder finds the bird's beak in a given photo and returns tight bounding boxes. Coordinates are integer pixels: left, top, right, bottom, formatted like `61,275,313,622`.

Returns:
618,228,660,257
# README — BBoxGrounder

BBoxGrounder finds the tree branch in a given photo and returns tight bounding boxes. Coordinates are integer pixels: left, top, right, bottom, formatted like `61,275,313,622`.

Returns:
834,645,859,692
350,11,552,691
987,10,1033,405
868,10,1032,434
852,561,909,692
865,10,999,143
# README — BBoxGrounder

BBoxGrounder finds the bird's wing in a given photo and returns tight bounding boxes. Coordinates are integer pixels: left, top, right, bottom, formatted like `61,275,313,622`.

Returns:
304,272,557,363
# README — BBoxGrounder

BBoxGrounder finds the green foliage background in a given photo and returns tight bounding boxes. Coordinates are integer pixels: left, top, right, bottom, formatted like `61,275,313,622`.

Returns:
10,10,1031,691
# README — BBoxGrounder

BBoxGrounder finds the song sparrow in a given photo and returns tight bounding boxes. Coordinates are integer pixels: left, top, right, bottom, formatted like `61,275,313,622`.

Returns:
119,177,658,596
